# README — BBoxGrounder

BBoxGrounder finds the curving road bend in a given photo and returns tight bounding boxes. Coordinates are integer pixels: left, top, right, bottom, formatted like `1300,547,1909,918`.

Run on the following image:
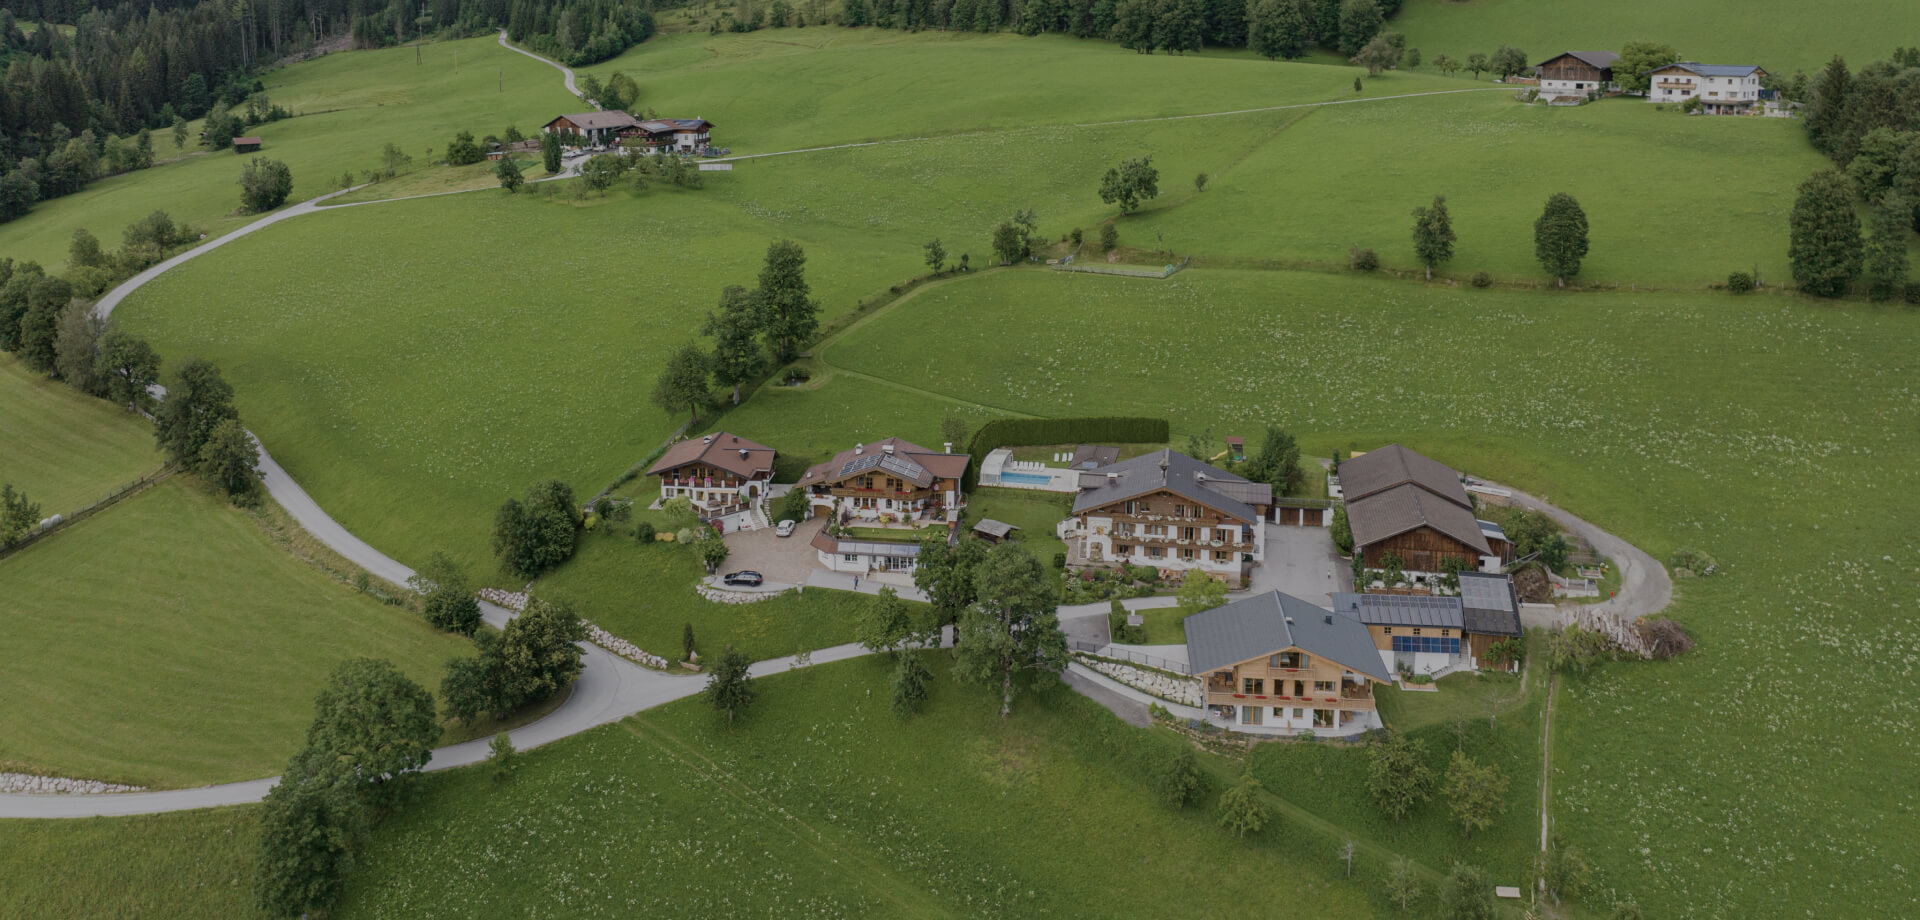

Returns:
1493,481,1673,625
497,28,584,102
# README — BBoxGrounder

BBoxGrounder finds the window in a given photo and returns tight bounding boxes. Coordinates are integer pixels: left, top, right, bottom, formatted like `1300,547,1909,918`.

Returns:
1242,678,1264,695
1313,709,1334,728
1272,707,1287,717
1214,551,1231,562
1313,681,1335,693
1412,628,1422,636
1268,654,1280,668
1294,708,1305,719
1293,680,1305,697
1383,627,1393,635
1391,636,1462,654
1180,526,1197,542
1180,548,1196,561
1148,547,1164,559
1277,651,1306,669
1115,523,1134,537
843,553,860,563
1440,629,1450,637
1241,706,1263,725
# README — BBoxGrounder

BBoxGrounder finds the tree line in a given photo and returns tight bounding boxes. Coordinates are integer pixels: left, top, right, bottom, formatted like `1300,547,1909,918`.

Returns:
651,238,822,423
1786,48,1920,300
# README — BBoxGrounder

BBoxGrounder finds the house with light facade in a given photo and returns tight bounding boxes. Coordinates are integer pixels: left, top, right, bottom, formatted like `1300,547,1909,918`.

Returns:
1059,449,1270,583
644,432,776,522
1332,573,1522,678
796,438,969,527
1187,591,1394,736
1646,62,1769,113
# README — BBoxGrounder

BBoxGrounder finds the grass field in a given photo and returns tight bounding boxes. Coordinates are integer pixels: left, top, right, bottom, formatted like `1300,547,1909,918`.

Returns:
0,479,472,788
332,656,1405,918
0,807,265,920
0,34,577,268
0,356,162,516
965,486,1073,563
1392,0,1919,79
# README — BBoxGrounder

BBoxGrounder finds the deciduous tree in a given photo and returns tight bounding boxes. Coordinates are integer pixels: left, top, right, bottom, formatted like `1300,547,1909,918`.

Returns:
1465,51,1488,79
891,653,932,716
1335,0,1380,56
1368,732,1435,821
706,645,755,724
95,328,160,413
1411,194,1456,280
651,342,715,423
1,483,40,548
153,358,238,467
1351,33,1400,74
492,480,581,577
1539,833,1592,905
859,586,919,653
496,155,525,192
1176,572,1228,616
1789,169,1862,296
1244,424,1304,493
1863,192,1910,300
953,542,1068,717
1216,769,1270,837
1098,155,1160,215
703,285,764,404
1614,41,1678,95
1439,862,1495,920
1385,854,1421,911
53,300,107,395
923,237,946,273
915,532,988,622
446,129,483,165
1155,747,1201,808
253,753,365,919
302,657,440,803
1489,44,1528,80
1534,192,1589,286
409,551,482,635
1443,750,1507,839
238,157,294,212
198,417,261,501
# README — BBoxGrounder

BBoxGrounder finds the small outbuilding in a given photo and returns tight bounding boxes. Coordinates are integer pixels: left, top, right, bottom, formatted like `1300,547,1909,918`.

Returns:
233,137,263,154
972,519,1020,544
1070,444,1120,470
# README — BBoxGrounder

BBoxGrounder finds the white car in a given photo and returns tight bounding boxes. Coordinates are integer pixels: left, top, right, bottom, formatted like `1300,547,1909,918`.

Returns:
776,519,797,538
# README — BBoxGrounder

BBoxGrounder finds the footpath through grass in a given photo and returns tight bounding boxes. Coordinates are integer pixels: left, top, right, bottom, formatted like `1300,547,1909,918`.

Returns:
0,356,162,516
0,479,471,788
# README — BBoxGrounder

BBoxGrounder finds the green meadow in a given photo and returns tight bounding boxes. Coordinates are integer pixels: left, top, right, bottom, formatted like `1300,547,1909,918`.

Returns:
0,356,162,516
0,807,265,919
1393,0,1917,78
0,33,576,268
0,479,471,788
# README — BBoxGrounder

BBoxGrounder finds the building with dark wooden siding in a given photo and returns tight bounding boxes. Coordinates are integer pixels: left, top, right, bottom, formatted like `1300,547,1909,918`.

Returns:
232,136,262,153
1535,51,1618,101
541,111,642,145
1341,444,1509,582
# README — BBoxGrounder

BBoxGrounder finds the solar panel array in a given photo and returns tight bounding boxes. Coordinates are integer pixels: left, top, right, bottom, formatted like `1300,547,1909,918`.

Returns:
837,452,929,483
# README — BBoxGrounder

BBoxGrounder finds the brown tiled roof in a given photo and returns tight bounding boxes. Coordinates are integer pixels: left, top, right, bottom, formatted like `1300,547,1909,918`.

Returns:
1536,50,1618,70
798,438,969,488
1346,483,1493,555
646,432,776,480
1071,449,1270,521
1338,444,1470,509
233,136,262,145
546,111,641,132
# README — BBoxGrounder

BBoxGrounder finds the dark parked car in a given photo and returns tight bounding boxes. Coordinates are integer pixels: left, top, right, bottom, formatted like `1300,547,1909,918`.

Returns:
722,571,764,587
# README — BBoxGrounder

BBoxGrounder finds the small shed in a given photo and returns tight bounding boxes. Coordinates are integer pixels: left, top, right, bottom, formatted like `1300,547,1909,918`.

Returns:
1070,444,1120,470
1224,436,1246,462
232,137,263,154
972,519,1020,544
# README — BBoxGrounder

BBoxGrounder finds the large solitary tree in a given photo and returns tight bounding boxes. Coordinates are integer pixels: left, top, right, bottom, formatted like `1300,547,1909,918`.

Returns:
758,240,820,361
651,343,715,423
1411,194,1456,280
1367,732,1435,821
1533,192,1590,286
1443,749,1508,839
952,542,1068,718
706,645,756,724
1788,169,1862,297
1098,155,1161,216
301,657,440,804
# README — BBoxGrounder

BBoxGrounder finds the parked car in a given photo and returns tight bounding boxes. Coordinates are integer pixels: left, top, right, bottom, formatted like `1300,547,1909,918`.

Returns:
722,571,763,587
776,519,797,538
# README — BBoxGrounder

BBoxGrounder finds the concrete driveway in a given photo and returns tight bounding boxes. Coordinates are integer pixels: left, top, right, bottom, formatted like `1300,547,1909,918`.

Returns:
1245,524,1343,605
718,515,824,585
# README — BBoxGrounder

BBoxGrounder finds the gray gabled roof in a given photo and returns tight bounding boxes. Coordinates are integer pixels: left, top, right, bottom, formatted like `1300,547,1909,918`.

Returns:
1457,572,1524,637
1071,449,1270,521
1331,592,1464,629
1536,50,1618,70
1346,483,1495,555
1185,591,1393,682
1653,62,1765,78
1338,444,1470,509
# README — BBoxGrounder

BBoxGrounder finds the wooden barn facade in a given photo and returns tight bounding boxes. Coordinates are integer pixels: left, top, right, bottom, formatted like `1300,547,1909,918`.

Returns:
1340,444,1509,582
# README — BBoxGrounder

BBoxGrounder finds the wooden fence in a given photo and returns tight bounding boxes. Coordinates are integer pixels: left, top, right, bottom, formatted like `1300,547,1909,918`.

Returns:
0,464,175,560
1051,255,1192,279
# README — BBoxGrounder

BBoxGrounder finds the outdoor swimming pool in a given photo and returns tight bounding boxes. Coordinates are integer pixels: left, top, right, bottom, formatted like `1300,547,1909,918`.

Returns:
998,472,1055,486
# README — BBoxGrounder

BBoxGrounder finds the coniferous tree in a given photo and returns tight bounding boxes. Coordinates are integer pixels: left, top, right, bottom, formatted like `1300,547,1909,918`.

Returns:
1805,56,1853,156
1863,192,1910,301
1411,194,1456,280
757,240,820,360
702,285,764,404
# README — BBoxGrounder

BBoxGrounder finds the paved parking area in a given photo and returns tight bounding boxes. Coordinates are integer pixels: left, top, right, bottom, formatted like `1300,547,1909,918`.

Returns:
1245,523,1343,605
718,516,824,585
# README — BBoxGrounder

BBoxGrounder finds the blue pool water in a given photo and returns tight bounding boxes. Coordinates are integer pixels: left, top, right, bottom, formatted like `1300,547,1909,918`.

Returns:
999,472,1054,486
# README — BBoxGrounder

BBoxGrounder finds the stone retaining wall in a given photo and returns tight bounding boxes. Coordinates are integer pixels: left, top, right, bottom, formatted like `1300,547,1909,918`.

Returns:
1076,655,1203,707
1,772,146,795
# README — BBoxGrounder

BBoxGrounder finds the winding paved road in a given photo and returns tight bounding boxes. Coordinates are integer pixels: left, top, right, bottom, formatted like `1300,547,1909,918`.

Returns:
496,29,584,101
1494,481,1673,625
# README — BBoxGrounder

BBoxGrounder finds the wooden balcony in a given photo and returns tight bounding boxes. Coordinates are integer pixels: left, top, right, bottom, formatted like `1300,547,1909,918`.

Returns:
1205,689,1376,711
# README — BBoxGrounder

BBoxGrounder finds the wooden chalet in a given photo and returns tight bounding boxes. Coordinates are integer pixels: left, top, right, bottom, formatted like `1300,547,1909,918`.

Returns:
797,437,969,526
1063,449,1271,582
1187,591,1393,736
618,117,714,154
1535,51,1618,103
1341,444,1508,581
232,136,262,153
541,111,641,146
645,431,776,522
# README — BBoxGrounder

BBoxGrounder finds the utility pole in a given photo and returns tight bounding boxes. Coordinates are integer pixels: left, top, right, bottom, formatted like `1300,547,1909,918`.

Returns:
499,69,503,92
416,43,421,65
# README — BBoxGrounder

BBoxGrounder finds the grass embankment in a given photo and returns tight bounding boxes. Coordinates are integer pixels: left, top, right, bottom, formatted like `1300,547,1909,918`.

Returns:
0,807,266,920
0,356,162,516
0,33,577,267
0,479,471,788
1392,0,1917,77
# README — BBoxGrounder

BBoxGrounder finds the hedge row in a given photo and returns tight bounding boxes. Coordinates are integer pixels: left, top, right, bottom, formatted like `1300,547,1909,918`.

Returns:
963,416,1170,489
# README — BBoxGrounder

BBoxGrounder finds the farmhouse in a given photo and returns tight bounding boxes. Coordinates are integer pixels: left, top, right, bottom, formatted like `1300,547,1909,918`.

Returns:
541,111,641,146
1060,449,1269,582
1331,573,1523,677
1645,62,1769,113
486,138,541,161
619,118,715,155
232,136,262,153
1535,51,1618,101
1341,444,1509,582
796,437,969,526
1187,590,1393,736
810,531,922,574
645,432,776,522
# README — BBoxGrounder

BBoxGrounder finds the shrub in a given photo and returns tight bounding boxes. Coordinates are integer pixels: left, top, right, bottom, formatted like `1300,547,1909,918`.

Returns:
1155,748,1202,808
237,157,294,212
1727,271,1755,293
488,732,517,784
1470,271,1493,288
1070,227,1084,244
1052,551,1066,569
633,520,656,542
1349,247,1379,271
1904,281,1920,305
1100,222,1119,251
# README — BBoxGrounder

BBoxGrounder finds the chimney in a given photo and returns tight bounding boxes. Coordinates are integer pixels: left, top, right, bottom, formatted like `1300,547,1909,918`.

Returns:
855,443,864,455
1106,472,1119,485
1195,472,1208,484
702,434,715,444
739,449,749,460
1284,616,1294,625
1324,614,1333,625
943,442,953,454
1158,455,1170,473
883,443,895,455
